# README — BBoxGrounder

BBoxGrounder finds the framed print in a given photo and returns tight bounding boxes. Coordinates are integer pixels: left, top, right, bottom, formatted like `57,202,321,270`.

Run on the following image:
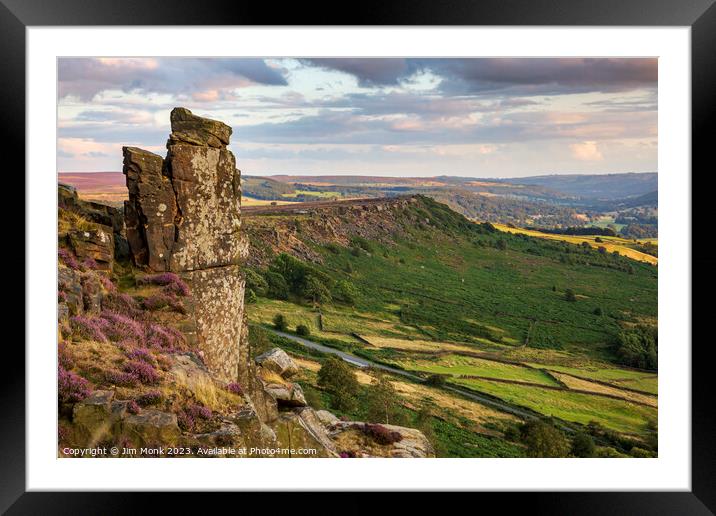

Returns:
6,0,716,512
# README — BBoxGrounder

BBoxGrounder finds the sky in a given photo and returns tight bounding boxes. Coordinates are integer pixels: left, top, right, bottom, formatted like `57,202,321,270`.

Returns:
57,58,657,178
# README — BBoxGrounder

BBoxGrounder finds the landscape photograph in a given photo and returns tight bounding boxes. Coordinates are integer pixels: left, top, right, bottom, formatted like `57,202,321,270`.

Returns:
57,57,658,459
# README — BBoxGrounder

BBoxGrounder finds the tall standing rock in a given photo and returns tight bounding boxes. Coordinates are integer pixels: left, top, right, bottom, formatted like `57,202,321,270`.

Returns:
123,108,248,382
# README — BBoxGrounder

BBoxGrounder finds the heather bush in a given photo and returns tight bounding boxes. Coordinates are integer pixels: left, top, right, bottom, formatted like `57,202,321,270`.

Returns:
361,423,403,445
105,370,139,387
145,323,184,350
226,383,243,396
58,290,67,302
138,272,180,286
58,340,75,369
187,403,212,420
177,410,194,431
142,292,185,313
139,273,190,297
339,450,357,458
100,311,145,343
70,315,109,342
58,367,91,403
127,400,141,414
163,279,190,297
296,324,310,337
142,293,171,310
102,292,142,318
58,248,80,270
135,390,162,406
125,347,155,365
123,361,159,385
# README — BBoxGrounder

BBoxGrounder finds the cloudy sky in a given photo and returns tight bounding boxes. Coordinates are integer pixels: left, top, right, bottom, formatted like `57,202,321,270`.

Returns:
57,58,657,177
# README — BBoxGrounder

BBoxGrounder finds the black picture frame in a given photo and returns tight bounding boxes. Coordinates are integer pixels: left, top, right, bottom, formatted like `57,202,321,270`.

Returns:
5,0,715,512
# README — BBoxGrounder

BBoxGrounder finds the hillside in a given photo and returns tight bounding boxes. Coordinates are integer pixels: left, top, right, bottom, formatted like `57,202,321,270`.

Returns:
499,173,657,200
241,195,658,456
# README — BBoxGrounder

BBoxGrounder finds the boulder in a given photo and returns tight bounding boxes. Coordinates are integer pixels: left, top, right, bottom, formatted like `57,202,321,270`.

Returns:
244,368,279,424
121,409,181,446
263,381,307,408
58,266,83,316
72,390,115,444
330,421,435,458
67,226,114,272
255,348,299,378
168,352,214,391
168,107,232,148
195,423,244,448
58,183,79,208
274,408,338,458
315,410,340,427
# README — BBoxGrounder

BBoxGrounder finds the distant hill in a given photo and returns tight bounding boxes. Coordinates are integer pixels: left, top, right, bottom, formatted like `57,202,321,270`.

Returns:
498,173,657,200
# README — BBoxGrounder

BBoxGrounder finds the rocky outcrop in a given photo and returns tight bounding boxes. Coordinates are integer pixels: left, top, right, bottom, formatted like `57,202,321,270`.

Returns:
67,227,114,272
255,348,307,408
255,348,299,378
59,183,128,261
121,410,181,446
274,407,339,458
327,420,435,458
123,108,248,382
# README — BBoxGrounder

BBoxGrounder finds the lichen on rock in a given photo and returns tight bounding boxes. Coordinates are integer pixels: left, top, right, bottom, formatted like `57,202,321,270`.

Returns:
122,107,247,382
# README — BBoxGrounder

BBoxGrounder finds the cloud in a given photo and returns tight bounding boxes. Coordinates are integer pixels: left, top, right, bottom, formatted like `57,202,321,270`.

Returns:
298,58,410,86
570,141,604,161
57,57,658,176
302,58,657,95
58,58,288,100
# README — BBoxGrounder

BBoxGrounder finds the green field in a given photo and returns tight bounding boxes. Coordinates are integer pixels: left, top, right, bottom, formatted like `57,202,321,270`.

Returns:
392,355,560,387
450,377,656,435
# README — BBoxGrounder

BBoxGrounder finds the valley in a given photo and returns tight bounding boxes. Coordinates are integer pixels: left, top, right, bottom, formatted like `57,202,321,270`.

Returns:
240,194,658,457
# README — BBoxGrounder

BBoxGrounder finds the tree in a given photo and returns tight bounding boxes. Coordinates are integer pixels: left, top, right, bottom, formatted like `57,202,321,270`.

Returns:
269,253,333,302
365,375,401,425
273,313,287,331
593,307,603,316
571,432,596,457
615,325,657,370
317,356,360,412
244,268,268,296
333,279,358,306
424,374,446,386
520,420,570,457
564,289,577,302
264,271,289,300
304,275,332,304
296,324,310,337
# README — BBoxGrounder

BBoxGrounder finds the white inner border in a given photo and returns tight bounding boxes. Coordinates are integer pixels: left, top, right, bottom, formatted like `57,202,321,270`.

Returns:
27,27,690,491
